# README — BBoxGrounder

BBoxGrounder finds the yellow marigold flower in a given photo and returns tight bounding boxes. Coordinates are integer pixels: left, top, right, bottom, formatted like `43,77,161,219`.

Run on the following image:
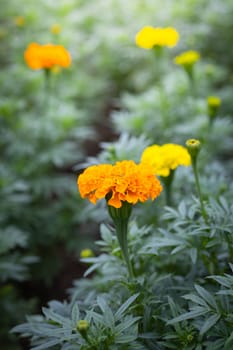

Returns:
207,96,221,108
80,249,94,258
24,42,71,70
135,26,179,49
141,144,191,177
162,27,180,47
174,50,200,66
14,16,25,27
50,24,61,35
135,26,158,49
77,160,163,209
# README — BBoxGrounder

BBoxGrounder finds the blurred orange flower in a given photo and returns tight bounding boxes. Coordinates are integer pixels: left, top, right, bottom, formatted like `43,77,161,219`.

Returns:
24,42,71,70
77,160,163,208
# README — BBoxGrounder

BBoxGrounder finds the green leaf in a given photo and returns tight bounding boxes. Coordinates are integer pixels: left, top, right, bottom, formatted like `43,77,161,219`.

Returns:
71,302,80,326
167,307,209,325
97,296,115,328
189,247,198,264
42,308,72,327
194,285,218,310
115,316,141,334
200,313,220,335
115,293,139,321
31,339,61,350
225,331,233,350
183,293,208,307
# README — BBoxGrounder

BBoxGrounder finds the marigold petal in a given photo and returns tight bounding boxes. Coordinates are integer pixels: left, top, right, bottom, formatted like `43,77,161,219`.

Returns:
77,160,163,208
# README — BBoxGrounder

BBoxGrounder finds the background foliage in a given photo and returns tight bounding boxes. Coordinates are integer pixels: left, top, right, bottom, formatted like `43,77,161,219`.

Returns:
0,0,232,349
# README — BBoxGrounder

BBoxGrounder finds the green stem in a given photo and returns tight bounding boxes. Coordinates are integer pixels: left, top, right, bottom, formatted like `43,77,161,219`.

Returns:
184,65,196,96
114,219,134,279
162,169,175,206
44,68,51,110
191,158,208,224
107,201,134,279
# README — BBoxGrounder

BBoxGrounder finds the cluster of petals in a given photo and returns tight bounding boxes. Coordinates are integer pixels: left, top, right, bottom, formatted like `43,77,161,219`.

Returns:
24,42,71,70
77,160,163,208
141,144,191,177
174,50,200,66
135,26,179,49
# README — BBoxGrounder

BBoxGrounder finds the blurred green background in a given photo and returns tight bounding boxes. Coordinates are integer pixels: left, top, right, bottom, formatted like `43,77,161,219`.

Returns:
0,0,232,348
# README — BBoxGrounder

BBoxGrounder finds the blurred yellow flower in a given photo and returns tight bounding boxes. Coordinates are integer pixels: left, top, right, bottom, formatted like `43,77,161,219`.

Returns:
174,50,200,66
162,27,180,47
14,16,25,27
141,144,191,177
80,249,94,258
50,24,61,35
24,42,71,70
207,96,221,108
135,26,179,49
77,160,163,209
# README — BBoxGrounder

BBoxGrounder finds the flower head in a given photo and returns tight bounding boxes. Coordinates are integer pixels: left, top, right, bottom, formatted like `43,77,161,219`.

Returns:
135,26,179,49
141,143,191,177
174,50,200,66
24,42,71,70
77,160,163,209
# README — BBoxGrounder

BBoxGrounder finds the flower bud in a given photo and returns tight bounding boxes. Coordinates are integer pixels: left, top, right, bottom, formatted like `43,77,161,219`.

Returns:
50,24,61,35
207,96,221,120
186,139,201,160
76,320,89,332
80,249,94,258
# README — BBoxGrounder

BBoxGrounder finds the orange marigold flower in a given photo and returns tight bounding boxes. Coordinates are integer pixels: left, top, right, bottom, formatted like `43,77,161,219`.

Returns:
24,42,71,70
77,160,163,209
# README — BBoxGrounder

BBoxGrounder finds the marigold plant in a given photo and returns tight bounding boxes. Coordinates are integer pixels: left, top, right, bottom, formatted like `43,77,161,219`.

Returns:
141,143,191,177
77,160,163,209
24,42,71,70
174,50,200,66
135,26,179,49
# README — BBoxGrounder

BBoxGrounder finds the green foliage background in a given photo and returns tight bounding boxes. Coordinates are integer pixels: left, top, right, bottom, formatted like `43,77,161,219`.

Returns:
0,0,232,349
